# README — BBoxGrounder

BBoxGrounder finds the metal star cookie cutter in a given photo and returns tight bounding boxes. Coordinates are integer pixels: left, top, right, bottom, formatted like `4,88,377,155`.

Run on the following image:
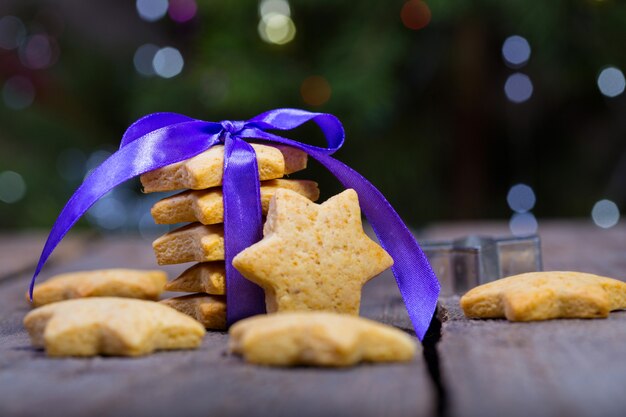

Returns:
422,235,543,297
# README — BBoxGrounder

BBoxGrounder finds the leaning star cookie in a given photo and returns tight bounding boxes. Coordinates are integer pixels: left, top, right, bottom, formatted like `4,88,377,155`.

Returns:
160,293,226,329
153,223,223,265
140,144,308,193
232,189,394,315
460,271,626,321
229,312,417,367
28,269,167,307
165,262,226,295
151,179,320,225
23,297,205,357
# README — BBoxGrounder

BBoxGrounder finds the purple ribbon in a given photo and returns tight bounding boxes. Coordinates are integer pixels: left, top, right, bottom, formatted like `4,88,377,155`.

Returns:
29,108,440,340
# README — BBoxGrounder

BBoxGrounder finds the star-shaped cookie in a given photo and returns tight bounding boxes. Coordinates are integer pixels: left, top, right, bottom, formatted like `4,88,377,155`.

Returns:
232,188,393,315
164,262,226,295
151,179,320,225
160,293,226,329
152,223,224,265
229,312,417,367
28,269,167,307
140,144,307,193
23,298,206,356
460,271,626,321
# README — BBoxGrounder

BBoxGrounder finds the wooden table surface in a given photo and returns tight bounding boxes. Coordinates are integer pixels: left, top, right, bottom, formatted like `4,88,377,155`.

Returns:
1,221,625,417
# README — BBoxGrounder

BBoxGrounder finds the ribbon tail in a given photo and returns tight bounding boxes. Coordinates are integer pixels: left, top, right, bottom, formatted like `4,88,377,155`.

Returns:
308,151,440,341
29,150,143,299
120,113,199,147
223,136,266,324
29,122,222,299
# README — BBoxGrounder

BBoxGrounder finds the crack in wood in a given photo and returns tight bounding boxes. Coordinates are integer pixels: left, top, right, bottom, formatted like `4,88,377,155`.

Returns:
423,306,447,417
381,294,449,417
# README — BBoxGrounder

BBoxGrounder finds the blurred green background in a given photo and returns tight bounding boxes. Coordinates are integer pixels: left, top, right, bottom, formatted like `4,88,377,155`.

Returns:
0,0,625,237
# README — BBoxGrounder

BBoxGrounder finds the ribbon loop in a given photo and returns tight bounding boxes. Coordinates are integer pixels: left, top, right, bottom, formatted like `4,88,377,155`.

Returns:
30,108,440,341
220,120,246,136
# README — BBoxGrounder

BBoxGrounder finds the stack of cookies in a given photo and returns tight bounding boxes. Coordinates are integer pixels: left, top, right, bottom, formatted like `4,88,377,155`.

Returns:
139,143,320,329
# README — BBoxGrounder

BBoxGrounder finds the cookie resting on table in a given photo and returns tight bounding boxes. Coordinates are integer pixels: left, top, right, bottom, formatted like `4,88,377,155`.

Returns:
140,144,308,193
460,271,626,321
229,312,417,367
232,188,394,315
27,269,167,307
160,293,227,329
151,179,320,225
152,223,224,265
23,297,205,357
165,262,226,295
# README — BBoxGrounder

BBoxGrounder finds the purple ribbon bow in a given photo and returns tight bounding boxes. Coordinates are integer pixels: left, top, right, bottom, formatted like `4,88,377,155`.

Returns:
29,108,440,340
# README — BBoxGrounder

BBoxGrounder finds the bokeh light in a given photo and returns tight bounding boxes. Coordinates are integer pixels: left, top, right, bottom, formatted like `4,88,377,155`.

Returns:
300,75,332,106
153,46,184,78
258,13,296,45
136,0,169,22
597,67,625,98
134,43,159,76
0,171,27,204
0,16,26,50
502,35,531,68
86,193,127,230
168,0,198,23
506,183,536,213
504,73,533,103
85,150,113,178
56,148,87,182
591,199,620,228
509,212,538,236
259,0,291,17
2,76,35,110
400,0,431,31
19,34,56,70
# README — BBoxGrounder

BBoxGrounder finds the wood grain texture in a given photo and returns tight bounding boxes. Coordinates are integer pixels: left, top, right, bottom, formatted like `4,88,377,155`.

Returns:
0,232,91,281
430,221,626,417
6,221,622,417
0,235,435,417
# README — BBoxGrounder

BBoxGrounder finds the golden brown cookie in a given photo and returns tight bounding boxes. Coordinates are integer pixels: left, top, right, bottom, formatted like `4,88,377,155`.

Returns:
232,189,394,315
460,271,626,321
23,297,205,357
140,144,307,193
151,179,320,225
28,269,167,307
152,223,223,265
160,293,226,329
229,312,417,367
164,262,226,295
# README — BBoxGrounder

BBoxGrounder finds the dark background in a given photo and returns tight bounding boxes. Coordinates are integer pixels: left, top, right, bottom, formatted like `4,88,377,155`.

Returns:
1,0,625,235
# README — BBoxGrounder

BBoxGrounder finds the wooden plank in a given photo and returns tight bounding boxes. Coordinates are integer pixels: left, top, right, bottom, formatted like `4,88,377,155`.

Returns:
0,232,93,281
431,221,626,417
0,236,436,417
